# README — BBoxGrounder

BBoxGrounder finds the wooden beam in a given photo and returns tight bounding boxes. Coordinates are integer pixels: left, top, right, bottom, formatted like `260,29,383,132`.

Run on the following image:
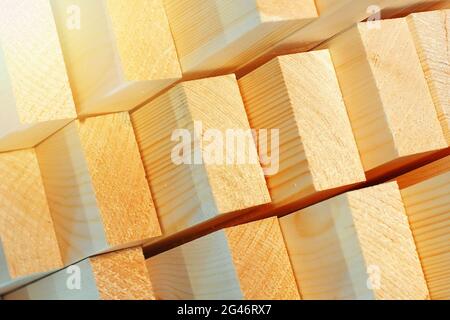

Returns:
50,0,182,116
35,112,161,265
236,0,450,76
163,0,318,77
280,182,429,300
0,149,63,289
0,0,76,152
407,10,450,144
131,74,271,235
146,217,299,299
4,247,154,300
319,18,447,179
382,0,450,17
238,49,365,216
396,156,450,300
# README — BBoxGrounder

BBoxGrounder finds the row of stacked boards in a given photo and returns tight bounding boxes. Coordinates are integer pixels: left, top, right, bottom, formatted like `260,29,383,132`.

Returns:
0,0,449,300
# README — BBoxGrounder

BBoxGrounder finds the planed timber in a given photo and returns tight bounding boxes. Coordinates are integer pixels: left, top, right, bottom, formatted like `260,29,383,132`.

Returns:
396,156,450,300
50,0,181,116
146,217,299,300
131,74,271,235
407,10,450,144
0,0,76,152
318,18,447,179
0,149,63,291
238,49,365,216
280,182,429,300
4,247,154,300
35,113,161,265
236,0,450,76
163,0,318,77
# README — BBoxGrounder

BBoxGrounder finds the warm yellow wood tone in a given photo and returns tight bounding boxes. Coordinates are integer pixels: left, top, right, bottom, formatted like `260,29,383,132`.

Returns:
397,156,450,300
238,50,365,210
0,0,76,152
236,0,449,75
0,149,63,283
427,1,450,9
163,0,317,77
147,217,299,300
280,182,429,300
35,113,161,265
50,0,181,115
131,74,270,235
4,247,154,300
90,248,155,300
319,18,447,176
147,231,243,300
224,217,300,300
407,10,450,144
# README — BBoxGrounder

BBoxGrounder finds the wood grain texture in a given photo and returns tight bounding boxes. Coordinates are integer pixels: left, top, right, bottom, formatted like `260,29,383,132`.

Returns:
319,18,447,176
147,217,299,300
0,0,76,152
131,74,270,235
397,156,450,300
0,149,63,282
4,247,154,300
90,247,155,300
303,0,448,48
50,0,181,115
35,113,160,265
236,0,450,76
280,182,429,300
407,10,450,144
224,217,300,300
163,0,317,77
146,231,243,300
238,49,365,210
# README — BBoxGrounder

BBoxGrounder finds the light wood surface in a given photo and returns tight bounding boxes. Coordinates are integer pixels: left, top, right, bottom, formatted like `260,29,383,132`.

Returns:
0,0,76,152
319,18,447,177
4,247,154,300
407,10,450,144
238,49,365,211
147,217,299,300
163,0,317,77
0,149,63,284
50,0,181,115
236,0,450,76
131,74,270,235
35,113,161,265
280,182,429,300
397,156,450,300
224,217,300,300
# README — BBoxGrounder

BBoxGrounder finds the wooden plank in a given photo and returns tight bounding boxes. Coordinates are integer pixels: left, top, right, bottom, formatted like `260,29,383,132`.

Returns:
146,217,299,300
163,0,318,77
224,217,300,300
0,0,76,152
0,149,63,288
318,18,447,179
236,0,450,76
238,49,365,215
383,0,450,17
35,113,161,265
131,74,271,235
407,10,450,144
4,247,154,300
396,156,450,300
50,0,181,116
280,182,429,300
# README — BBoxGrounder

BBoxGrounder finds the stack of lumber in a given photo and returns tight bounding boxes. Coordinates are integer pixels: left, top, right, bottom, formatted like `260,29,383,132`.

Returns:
396,156,450,300
0,0,449,300
50,0,182,115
